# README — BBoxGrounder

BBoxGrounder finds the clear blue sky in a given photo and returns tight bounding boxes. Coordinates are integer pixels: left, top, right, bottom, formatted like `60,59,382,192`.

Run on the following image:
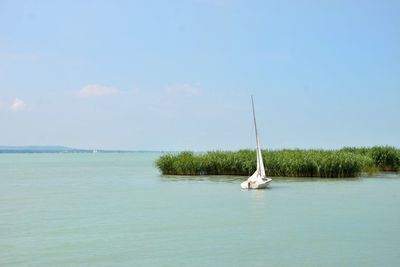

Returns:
1,0,399,150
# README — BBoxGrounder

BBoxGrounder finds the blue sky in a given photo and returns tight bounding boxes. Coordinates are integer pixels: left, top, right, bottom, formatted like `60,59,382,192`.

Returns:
0,0,399,150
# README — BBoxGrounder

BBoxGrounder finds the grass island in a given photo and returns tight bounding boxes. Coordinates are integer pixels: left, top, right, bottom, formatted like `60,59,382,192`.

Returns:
156,146,400,178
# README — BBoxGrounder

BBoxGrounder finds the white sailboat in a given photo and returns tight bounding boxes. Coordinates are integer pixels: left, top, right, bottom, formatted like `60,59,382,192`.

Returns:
241,96,272,189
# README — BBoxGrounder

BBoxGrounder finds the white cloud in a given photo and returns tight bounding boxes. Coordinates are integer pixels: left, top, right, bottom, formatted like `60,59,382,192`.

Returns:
10,98,27,112
165,84,201,96
77,84,120,97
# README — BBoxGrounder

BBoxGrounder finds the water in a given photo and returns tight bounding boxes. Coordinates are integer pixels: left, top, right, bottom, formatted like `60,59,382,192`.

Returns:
1,153,399,267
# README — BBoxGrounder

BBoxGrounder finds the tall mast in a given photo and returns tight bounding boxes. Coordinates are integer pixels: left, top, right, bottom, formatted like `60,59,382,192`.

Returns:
252,96,260,171
251,96,265,177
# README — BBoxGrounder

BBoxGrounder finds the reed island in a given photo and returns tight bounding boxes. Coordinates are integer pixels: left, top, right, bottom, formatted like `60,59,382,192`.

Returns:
156,146,400,178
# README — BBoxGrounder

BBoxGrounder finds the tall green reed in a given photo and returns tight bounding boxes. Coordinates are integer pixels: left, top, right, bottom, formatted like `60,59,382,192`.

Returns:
156,146,399,178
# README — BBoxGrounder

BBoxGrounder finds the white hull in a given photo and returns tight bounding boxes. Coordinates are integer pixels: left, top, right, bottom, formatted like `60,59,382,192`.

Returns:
241,178,272,189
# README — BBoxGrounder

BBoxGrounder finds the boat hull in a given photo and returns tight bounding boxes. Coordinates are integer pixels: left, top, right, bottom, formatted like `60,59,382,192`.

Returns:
241,178,271,189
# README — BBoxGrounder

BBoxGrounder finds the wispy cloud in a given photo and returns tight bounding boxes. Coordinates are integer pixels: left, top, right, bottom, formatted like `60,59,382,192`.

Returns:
165,83,201,96
10,98,27,112
77,84,120,97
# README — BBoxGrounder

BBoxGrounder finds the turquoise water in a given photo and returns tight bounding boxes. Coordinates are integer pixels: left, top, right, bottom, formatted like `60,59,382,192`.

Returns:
1,153,400,267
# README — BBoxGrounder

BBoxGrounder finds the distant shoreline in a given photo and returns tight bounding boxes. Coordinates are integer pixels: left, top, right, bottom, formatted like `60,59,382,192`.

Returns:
0,146,162,154
0,150,161,154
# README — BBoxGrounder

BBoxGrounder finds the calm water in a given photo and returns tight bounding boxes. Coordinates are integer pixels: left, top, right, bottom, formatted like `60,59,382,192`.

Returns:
1,153,400,267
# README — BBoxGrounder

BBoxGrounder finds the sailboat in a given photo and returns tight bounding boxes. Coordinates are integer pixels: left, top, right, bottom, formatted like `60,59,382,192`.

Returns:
240,96,272,189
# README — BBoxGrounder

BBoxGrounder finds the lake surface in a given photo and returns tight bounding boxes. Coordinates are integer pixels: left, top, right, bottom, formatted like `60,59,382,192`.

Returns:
1,153,399,266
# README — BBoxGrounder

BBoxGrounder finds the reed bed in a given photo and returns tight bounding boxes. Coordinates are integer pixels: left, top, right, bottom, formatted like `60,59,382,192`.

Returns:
156,146,400,178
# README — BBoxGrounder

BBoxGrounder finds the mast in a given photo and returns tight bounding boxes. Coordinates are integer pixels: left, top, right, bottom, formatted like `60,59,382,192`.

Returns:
251,96,260,171
251,96,266,177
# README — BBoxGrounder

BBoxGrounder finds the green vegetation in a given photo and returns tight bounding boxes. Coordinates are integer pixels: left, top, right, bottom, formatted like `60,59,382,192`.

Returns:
340,146,400,171
156,146,400,178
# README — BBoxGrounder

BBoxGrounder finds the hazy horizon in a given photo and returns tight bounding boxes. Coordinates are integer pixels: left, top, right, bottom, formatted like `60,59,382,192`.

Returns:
0,144,399,153
1,1,399,150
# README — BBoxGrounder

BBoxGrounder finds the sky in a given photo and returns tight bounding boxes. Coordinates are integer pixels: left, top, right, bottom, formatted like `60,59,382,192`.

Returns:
0,0,399,150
